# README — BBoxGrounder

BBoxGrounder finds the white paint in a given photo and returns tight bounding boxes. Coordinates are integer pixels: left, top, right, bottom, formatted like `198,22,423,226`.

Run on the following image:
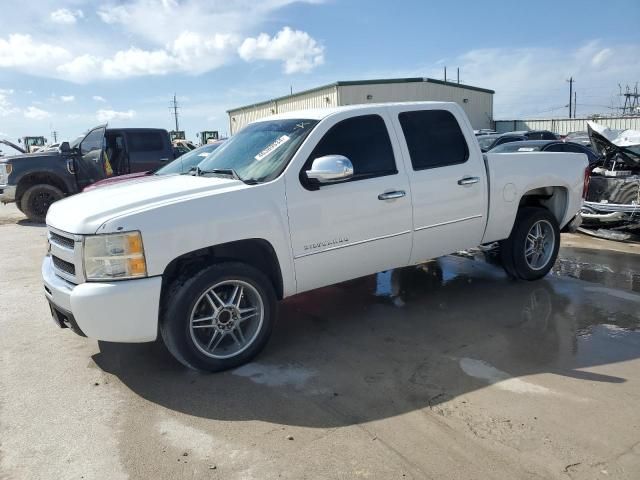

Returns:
232,362,315,389
459,358,555,395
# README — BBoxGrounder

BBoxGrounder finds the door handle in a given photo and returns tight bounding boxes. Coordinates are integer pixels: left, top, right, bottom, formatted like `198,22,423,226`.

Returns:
378,190,406,200
160,157,170,162
457,176,479,186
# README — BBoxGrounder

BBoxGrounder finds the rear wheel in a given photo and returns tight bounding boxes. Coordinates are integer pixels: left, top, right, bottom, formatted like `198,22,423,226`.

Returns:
160,262,276,372
21,184,64,223
499,207,560,281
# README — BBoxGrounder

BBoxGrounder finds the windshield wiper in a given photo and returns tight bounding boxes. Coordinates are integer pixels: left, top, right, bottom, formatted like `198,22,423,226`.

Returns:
196,167,258,185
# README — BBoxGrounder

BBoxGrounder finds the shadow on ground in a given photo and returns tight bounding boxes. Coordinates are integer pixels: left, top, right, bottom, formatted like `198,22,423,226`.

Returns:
93,251,640,428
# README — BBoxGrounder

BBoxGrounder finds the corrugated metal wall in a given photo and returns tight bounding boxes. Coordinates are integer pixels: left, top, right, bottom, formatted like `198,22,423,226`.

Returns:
338,82,493,129
228,86,337,134
495,116,640,135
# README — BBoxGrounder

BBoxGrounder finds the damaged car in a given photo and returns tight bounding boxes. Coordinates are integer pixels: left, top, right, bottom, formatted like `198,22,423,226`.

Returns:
580,121,640,240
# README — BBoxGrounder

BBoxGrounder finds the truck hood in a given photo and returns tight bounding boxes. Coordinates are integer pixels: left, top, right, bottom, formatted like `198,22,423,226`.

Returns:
0,150,63,162
46,173,245,234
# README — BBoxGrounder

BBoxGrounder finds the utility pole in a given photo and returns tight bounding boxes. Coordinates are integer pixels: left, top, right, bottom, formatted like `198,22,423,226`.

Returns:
444,66,447,83
169,94,180,132
567,77,574,118
573,91,577,118
457,67,460,84
52,130,58,143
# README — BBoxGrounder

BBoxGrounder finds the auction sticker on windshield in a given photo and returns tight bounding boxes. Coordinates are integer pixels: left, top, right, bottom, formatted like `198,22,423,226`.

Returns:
255,135,290,161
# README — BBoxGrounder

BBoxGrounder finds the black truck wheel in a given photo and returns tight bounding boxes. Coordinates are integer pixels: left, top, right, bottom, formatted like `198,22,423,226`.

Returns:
160,262,276,372
499,207,560,281
21,184,64,223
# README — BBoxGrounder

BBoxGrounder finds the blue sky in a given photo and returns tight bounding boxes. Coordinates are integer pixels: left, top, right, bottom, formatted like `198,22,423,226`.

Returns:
1,0,639,144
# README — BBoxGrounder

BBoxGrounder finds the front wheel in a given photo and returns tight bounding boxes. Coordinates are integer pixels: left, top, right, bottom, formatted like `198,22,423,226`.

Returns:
499,207,560,281
160,262,276,372
21,184,64,223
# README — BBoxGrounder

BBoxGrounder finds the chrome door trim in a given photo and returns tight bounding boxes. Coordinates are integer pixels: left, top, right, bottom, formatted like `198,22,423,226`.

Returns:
414,214,483,232
294,230,411,259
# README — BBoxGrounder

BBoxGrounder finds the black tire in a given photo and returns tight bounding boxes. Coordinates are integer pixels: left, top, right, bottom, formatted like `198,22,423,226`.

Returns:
499,207,560,281
21,184,64,223
160,262,276,372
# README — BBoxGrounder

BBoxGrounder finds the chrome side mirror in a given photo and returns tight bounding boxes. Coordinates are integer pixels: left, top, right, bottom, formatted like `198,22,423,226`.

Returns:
305,155,354,184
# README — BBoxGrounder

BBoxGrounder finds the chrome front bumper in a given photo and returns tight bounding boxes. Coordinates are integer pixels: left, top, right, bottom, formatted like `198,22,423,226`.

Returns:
42,255,163,342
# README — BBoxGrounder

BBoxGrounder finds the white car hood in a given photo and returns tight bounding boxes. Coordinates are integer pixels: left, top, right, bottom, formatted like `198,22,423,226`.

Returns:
46,174,245,234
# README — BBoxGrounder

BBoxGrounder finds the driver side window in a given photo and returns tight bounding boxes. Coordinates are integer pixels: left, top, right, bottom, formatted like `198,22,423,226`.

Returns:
306,114,397,181
81,129,104,155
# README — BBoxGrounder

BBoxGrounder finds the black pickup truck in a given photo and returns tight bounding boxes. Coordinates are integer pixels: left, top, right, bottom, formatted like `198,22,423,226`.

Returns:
0,125,175,222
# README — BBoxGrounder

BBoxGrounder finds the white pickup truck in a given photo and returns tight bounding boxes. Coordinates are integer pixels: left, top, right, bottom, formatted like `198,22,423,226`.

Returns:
43,102,588,371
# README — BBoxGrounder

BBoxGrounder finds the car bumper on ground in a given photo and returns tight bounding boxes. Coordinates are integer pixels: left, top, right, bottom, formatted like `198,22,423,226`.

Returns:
42,255,162,342
0,185,16,203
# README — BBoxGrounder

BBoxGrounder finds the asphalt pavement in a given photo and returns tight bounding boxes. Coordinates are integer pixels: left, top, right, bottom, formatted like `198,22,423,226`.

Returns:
1,203,639,480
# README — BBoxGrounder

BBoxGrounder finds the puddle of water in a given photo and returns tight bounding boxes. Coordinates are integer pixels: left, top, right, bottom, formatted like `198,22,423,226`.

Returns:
553,247,640,293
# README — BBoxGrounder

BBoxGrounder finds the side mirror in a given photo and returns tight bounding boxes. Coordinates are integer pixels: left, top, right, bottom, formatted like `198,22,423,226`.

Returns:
305,155,354,184
59,141,71,153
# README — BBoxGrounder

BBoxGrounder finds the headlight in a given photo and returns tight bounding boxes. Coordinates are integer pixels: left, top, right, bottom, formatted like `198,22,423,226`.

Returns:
83,231,147,280
0,163,12,185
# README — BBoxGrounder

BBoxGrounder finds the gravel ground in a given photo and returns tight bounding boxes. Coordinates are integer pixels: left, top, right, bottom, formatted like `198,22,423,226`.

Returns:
1,202,640,480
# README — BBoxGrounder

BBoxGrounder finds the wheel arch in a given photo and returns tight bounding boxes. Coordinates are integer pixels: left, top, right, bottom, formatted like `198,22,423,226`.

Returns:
16,171,70,204
161,238,285,303
518,186,568,227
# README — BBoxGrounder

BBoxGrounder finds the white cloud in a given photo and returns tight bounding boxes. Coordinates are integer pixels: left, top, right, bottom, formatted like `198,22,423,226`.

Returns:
439,40,640,118
0,1,326,82
0,92,19,117
92,95,107,102
0,34,71,71
239,27,324,74
50,8,84,25
96,109,136,122
23,106,51,120
59,95,75,102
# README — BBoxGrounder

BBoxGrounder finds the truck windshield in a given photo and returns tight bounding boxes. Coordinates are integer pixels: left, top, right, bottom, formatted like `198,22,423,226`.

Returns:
197,119,318,183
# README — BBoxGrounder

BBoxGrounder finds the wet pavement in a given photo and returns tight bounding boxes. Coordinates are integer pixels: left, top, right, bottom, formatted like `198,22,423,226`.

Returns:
1,203,640,479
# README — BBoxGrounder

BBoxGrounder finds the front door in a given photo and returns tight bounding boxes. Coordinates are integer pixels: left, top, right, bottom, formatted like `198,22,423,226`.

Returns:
285,111,413,293
388,105,487,263
75,125,107,190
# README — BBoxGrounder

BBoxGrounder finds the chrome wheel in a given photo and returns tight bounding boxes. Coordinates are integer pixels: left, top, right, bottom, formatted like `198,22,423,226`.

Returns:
524,220,555,271
189,280,264,359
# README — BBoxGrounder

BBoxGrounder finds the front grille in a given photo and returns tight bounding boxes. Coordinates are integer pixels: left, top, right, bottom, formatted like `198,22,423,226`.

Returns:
52,255,76,276
49,231,75,250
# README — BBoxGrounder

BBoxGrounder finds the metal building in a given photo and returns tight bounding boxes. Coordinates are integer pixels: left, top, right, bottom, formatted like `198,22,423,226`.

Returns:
227,77,494,135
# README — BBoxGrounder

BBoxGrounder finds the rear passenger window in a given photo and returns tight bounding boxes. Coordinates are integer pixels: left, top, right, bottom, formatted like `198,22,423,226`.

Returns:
127,131,164,152
399,110,469,170
308,114,397,179
544,144,565,152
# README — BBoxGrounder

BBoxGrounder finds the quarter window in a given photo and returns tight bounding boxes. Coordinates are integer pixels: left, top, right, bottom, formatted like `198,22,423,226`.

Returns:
307,114,397,180
399,110,469,170
127,131,164,152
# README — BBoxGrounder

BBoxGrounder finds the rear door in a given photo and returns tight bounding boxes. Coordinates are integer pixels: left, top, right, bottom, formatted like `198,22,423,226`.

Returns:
125,130,172,172
388,105,487,263
74,125,107,189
